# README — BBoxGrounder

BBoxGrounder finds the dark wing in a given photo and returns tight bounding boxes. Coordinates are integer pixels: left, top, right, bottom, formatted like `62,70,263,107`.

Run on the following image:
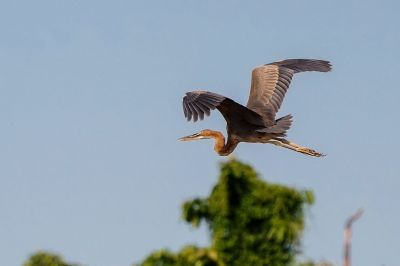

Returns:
183,90,265,126
246,59,331,124
183,91,225,122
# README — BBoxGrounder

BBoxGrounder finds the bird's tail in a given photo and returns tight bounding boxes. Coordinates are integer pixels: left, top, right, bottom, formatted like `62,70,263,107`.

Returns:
274,114,293,134
257,114,293,135
268,137,325,157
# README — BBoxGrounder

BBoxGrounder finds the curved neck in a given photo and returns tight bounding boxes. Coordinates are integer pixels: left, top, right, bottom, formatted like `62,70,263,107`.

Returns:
207,130,238,156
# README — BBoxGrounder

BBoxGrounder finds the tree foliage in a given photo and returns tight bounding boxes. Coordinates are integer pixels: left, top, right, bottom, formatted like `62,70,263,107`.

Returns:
23,251,78,266
23,160,324,266
140,159,314,266
139,246,220,266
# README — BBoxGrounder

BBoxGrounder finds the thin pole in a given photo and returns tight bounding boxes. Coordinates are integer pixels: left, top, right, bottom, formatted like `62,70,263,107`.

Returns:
343,208,363,266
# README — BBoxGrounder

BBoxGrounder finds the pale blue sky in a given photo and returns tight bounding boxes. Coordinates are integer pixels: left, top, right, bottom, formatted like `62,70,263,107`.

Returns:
1,1,399,265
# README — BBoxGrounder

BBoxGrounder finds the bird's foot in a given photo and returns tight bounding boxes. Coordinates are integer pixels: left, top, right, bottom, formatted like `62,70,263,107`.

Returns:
296,147,325,157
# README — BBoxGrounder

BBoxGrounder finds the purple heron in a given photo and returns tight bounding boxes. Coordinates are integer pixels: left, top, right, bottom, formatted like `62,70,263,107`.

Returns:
179,59,331,157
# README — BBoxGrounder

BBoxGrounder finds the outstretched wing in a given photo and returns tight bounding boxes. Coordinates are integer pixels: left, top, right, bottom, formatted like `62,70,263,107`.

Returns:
183,90,265,126
247,59,331,124
183,91,225,122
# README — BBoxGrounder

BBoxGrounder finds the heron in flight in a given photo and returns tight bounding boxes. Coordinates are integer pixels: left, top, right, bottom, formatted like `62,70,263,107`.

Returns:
179,59,331,157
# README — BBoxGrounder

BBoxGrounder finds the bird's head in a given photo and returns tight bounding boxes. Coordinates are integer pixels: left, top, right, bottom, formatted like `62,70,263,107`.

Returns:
179,129,229,155
178,129,214,141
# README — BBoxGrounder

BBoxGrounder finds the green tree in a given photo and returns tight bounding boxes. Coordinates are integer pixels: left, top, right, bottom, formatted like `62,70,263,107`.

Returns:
139,246,220,266
139,159,314,266
23,251,79,266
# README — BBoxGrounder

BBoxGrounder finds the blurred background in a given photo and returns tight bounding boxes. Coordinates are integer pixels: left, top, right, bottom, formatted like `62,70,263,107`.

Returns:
1,0,399,265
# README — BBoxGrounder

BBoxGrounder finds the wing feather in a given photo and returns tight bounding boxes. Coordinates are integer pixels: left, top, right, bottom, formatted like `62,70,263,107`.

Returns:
183,91,226,122
193,102,206,120
198,100,215,110
273,59,332,73
182,101,188,118
187,102,198,122
196,101,211,116
182,90,265,126
195,101,209,116
247,59,331,124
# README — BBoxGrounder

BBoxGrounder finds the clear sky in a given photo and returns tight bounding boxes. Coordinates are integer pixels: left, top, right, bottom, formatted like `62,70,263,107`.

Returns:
1,1,399,265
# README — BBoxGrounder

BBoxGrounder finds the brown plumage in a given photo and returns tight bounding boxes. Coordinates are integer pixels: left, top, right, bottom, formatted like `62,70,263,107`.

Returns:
180,59,332,156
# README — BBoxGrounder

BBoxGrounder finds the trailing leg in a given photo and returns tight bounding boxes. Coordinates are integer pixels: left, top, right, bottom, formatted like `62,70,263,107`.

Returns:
268,138,325,157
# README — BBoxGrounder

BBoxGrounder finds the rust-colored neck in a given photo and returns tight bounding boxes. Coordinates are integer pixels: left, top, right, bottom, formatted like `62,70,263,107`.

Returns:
205,130,238,156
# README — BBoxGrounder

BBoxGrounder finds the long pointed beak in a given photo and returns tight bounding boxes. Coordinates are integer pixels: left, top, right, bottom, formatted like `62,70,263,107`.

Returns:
178,133,202,141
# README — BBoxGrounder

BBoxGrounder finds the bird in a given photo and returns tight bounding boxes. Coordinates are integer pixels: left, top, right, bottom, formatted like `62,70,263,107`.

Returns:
179,59,331,157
